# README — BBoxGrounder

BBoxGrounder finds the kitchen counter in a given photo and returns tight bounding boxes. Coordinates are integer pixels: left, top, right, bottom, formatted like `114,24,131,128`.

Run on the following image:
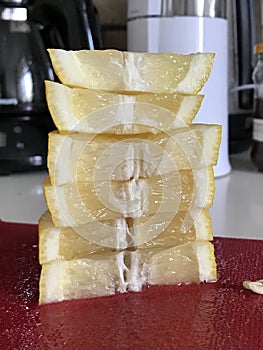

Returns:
0,153,262,240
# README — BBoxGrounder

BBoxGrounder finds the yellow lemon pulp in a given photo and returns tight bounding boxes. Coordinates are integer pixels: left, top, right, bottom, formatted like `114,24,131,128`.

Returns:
48,49,215,94
39,241,217,304
39,208,212,264
47,124,221,185
45,80,203,134
44,167,214,228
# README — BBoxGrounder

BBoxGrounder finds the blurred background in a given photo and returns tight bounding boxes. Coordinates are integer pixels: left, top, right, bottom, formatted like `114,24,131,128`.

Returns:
0,0,262,239
94,0,263,51
93,0,127,51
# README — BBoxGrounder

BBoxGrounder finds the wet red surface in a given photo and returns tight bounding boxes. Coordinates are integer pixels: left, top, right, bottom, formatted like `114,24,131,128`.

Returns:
0,219,262,350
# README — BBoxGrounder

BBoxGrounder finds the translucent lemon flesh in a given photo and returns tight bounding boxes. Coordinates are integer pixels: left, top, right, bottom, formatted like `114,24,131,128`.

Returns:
48,49,215,94
38,209,212,264
39,252,125,304
45,80,203,134
39,241,217,304
48,124,221,185
43,168,214,228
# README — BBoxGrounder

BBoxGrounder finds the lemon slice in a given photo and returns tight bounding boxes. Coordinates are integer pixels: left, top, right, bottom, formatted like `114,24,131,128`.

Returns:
39,251,127,304
38,209,212,264
45,81,203,134
39,211,118,264
48,124,221,185
132,208,213,249
48,49,214,94
43,168,214,228
140,241,217,288
39,241,216,304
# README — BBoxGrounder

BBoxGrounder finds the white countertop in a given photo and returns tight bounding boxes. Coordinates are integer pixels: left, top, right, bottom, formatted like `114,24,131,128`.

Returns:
0,152,263,240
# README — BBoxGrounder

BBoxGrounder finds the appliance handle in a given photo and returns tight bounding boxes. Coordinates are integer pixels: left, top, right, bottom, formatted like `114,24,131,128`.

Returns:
236,0,253,109
229,84,255,93
89,2,103,48
30,21,55,81
29,0,103,50
28,2,67,50
75,0,103,49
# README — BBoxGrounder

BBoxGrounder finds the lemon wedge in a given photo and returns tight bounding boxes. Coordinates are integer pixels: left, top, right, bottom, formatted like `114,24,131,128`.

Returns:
43,168,214,228
39,209,212,264
48,49,214,94
47,124,221,185
39,241,216,304
45,80,203,134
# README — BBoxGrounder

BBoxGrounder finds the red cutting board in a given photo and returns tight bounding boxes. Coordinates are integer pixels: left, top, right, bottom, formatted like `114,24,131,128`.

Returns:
0,220,262,350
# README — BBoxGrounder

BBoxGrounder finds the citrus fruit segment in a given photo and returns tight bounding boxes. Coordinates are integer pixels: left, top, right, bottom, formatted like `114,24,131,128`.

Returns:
39,241,216,304
38,209,212,264
143,241,217,287
45,80,203,134
132,208,212,248
39,211,118,264
39,251,127,304
48,49,215,94
43,168,214,228
48,124,221,185
129,241,216,291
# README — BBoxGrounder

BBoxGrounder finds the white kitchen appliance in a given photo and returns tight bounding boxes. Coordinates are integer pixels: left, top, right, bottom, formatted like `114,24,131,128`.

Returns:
127,0,230,177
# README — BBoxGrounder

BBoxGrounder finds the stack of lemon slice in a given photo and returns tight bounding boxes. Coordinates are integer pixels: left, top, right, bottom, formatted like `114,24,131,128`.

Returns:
39,49,221,304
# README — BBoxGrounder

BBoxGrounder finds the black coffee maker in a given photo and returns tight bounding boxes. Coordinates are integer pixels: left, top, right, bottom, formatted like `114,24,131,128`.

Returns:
0,0,102,174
